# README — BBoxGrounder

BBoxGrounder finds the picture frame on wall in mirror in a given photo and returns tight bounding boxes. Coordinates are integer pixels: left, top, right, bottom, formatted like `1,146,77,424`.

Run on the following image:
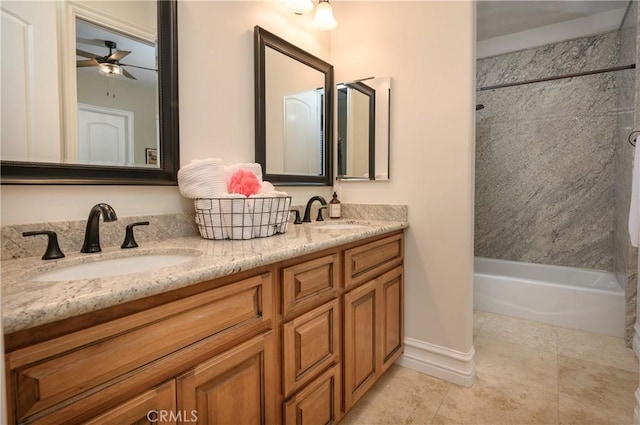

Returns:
146,148,158,165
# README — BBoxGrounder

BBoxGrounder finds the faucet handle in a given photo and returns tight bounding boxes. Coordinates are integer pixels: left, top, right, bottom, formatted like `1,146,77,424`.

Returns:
291,209,302,224
121,222,150,249
316,206,327,222
22,231,65,260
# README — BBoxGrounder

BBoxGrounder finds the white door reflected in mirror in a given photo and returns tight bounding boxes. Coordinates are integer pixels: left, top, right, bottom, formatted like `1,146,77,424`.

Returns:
283,90,323,175
77,104,133,166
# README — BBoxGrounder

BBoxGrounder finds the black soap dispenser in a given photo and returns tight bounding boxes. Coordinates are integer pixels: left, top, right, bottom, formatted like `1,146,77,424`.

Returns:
329,192,341,219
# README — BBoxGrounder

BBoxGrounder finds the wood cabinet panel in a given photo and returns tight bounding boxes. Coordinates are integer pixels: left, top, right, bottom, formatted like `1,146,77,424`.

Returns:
344,234,403,289
282,254,339,319
283,299,340,397
343,279,378,410
83,380,177,425
283,364,341,425
177,333,275,425
378,266,404,372
10,273,271,422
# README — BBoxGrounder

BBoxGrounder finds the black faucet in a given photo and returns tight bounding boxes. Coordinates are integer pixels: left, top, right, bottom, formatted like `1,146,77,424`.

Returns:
81,203,118,253
302,196,327,223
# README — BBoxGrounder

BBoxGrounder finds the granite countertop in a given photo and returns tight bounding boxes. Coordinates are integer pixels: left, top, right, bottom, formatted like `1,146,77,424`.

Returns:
2,219,408,334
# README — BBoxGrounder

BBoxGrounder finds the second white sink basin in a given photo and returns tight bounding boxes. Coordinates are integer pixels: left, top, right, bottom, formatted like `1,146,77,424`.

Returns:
31,252,199,282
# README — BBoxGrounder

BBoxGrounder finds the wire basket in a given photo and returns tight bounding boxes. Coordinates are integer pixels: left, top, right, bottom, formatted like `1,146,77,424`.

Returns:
194,196,292,240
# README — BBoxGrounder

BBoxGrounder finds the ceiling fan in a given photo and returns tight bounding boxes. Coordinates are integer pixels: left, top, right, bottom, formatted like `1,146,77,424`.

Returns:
76,40,155,80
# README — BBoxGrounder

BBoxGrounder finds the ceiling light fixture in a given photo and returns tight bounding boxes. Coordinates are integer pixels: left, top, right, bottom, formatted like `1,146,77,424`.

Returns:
287,0,337,31
98,62,123,77
312,0,337,31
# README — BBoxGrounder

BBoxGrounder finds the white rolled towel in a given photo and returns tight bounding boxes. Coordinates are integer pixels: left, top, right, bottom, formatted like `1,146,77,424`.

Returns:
249,195,275,238
194,198,227,240
225,163,263,182
261,191,290,233
178,158,227,199
259,181,275,194
220,193,253,240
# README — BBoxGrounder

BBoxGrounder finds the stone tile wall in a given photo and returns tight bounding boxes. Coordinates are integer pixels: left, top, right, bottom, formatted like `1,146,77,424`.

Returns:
475,32,622,271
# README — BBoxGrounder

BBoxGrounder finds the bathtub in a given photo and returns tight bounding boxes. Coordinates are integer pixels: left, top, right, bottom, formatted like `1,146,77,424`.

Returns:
474,257,625,338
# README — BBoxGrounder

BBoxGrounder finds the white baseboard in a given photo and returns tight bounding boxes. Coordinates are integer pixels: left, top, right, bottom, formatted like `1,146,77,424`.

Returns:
633,323,640,361
396,337,475,387
634,388,640,425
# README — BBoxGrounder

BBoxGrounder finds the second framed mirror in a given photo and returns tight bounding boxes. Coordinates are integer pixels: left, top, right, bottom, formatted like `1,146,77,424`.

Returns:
337,77,391,181
254,26,333,186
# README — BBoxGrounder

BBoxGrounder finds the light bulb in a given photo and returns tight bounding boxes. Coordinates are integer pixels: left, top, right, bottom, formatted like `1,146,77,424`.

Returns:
312,0,337,30
98,63,123,76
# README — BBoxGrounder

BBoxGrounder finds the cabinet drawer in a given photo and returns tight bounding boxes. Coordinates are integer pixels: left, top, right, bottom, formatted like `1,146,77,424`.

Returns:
344,233,403,289
83,380,177,425
283,299,340,397
9,273,271,422
282,253,339,319
283,364,341,425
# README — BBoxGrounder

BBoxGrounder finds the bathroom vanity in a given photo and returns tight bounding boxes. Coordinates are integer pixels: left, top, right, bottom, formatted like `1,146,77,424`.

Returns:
2,220,406,424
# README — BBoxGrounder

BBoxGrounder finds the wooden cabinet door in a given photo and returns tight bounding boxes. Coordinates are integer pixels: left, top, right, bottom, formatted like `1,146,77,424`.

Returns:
377,266,404,373
283,299,340,397
343,279,378,410
84,380,177,425
283,364,341,425
176,333,275,425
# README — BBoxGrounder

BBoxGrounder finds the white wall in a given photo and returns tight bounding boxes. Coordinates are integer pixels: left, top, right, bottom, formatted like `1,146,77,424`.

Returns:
330,1,476,372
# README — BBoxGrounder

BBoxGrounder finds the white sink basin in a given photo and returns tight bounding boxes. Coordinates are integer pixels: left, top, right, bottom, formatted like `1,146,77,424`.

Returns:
31,252,199,282
314,223,367,230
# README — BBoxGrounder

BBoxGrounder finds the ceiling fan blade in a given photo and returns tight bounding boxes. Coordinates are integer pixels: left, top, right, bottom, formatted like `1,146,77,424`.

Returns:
120,63,157,72
76,49,99,59
121,67,137,80
108,50,131,61
76,59,99,68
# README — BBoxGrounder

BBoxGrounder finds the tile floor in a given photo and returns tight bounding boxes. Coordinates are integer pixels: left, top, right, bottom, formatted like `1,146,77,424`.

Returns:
340,311,639,425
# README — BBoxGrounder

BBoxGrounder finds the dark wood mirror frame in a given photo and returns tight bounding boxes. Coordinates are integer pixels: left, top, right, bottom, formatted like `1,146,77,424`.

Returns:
254,25,333,186
1,1,179,185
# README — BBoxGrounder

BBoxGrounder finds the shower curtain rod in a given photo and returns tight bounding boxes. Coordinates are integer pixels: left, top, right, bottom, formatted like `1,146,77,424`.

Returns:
478,64,636,91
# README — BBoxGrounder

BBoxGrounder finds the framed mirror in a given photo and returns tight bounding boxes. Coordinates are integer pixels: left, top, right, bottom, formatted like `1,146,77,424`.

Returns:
337,77,391,181
0,1,179,185
254,26,333,186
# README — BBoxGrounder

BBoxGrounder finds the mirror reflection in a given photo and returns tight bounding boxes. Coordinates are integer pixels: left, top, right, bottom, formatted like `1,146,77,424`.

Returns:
337,81,375,179
336,77,391,181
254,25,334,186
0,0,179,185
75,18,158,167
265,46,324,176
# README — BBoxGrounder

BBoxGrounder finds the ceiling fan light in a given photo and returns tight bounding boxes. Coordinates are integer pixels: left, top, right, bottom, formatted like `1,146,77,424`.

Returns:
312,0,337,31
98,62,122,76
286,0,313,14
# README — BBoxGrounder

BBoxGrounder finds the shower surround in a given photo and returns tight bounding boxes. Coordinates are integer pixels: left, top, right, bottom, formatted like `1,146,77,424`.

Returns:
475,19,637,343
